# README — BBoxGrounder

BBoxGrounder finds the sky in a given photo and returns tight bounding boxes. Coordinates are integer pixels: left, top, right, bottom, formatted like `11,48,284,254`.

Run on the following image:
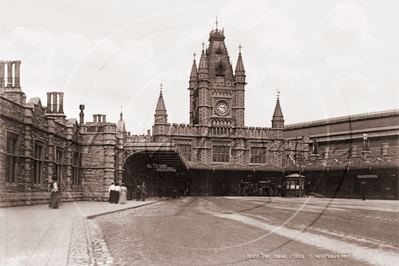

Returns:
1,0,398,135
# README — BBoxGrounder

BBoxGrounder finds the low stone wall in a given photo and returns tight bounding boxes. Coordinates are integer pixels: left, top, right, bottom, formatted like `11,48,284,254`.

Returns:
0,192,109,208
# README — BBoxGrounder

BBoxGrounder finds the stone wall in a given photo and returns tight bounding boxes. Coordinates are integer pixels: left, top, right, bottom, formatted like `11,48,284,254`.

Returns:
0,93,89,207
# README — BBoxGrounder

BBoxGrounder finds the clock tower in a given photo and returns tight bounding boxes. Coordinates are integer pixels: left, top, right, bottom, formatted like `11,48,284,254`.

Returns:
188,25,246,130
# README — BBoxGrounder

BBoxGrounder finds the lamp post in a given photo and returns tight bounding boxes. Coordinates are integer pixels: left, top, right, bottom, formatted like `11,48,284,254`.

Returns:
295,137,305,197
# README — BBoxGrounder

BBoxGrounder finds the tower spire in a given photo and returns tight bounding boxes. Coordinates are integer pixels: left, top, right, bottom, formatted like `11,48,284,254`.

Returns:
190,53,198,81
235,44,246,84
198,42,209,74
272,89,284,129
117,105,126,132
154,83,168,124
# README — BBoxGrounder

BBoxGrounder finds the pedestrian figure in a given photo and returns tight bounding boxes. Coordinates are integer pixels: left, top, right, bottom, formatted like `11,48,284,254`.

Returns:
305,182,310,198
361,181,366,201
108,181,116,203
281,182,286,198
118,183,127,204
141,182,147,201
49,177,60,208
127,184,133,200
135,184,141,201
114,182,121,203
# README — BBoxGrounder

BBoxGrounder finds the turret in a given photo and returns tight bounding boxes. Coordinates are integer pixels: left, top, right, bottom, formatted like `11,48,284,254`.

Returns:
189,54,198,124
272,91,284,129
189,53,198,88
117,106,126,132
234,45,246,84
154,84,168,125
198,43,209,82
234,45,246,127
197,43,210,126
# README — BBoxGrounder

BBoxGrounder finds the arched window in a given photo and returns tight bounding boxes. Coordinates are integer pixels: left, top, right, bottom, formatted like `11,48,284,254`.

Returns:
216,63,224,76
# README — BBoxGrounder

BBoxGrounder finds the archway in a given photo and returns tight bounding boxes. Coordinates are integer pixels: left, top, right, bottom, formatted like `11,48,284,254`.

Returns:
122,150,189,199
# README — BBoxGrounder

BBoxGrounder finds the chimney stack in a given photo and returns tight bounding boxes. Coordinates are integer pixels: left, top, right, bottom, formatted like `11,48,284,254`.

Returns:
47,92,52,113
6,61,13,87
59,92,64,113
0,61,5,90
14,61,21,88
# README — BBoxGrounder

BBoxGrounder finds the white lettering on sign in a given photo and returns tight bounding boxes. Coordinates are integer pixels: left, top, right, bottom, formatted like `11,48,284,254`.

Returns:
147,164,176,172
156,167,176,172
357,175,378,178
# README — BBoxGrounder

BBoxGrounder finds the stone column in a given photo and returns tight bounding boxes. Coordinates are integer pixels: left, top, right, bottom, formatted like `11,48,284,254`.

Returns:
52,92,57,113
93,115,97,122
324,146,330,159
351,145,357,157
6,61,13,87
102,115,106,123
66,140,72,191
59,92,64,113
382,143,388,155
14,61,21,88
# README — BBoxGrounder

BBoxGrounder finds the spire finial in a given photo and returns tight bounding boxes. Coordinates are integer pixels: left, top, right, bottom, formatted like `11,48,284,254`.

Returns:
215,16,218,30
202,42,204,51
193,53,196,59
239,44,242,53
276,88,280,98
160,82,163,93
120,105,123,120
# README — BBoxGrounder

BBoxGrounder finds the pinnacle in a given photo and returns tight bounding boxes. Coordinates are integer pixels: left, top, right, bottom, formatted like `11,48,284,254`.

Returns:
273,96,284,118
155,85,167,112
190,54,198,80
198,46,208,73
235,45,245,75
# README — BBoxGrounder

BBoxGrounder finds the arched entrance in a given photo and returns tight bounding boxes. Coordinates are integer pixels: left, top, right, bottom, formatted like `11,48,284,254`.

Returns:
122,150,189,199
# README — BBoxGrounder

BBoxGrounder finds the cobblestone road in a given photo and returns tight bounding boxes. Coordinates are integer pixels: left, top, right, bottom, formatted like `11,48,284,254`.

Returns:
67,218,113,266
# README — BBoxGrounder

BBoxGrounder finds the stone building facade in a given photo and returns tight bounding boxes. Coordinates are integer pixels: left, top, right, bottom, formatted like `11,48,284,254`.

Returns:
151,28,294,170
1,27,398,206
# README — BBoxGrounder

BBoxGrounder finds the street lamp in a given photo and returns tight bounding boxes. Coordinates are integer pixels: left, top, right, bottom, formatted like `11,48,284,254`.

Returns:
295,137,305,197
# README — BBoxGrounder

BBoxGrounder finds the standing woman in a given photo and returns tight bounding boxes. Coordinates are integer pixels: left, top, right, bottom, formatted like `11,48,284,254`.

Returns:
141,182,147,201
109,181,116,203
118,183,127,204
135,185,141,201
114,182,121,204
49,177,60,208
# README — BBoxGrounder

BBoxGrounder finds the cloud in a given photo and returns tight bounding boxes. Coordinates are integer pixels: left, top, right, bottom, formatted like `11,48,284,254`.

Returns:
312,1,379,54
0,26,159,129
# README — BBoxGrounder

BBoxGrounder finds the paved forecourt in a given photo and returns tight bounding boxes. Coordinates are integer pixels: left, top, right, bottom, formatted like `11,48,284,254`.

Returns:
0,198,163,266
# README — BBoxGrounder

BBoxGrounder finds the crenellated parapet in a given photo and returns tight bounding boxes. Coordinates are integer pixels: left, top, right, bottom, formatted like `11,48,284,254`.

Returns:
125,134,153,143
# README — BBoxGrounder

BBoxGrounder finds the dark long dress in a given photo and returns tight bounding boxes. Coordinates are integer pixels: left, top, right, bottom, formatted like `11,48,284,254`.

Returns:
49,182,60,208
109,190,114,203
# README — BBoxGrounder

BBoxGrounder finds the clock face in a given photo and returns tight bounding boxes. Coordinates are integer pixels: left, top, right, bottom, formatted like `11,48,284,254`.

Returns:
216,100,229,115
